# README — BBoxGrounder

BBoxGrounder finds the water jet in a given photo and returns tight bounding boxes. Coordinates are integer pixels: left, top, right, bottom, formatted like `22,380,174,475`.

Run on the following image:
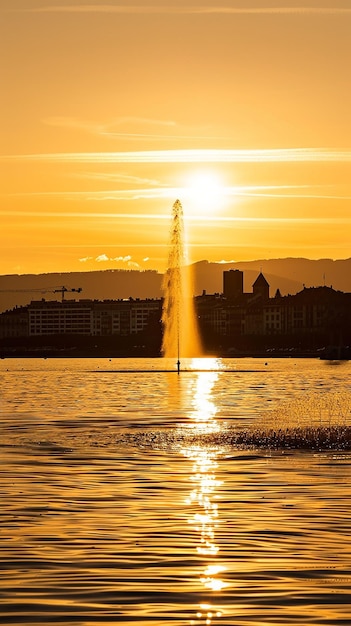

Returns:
161,200,202,371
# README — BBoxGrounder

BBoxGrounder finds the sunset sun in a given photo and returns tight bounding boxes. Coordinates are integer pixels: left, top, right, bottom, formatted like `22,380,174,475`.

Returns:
184,171,226,215
2,3,351,625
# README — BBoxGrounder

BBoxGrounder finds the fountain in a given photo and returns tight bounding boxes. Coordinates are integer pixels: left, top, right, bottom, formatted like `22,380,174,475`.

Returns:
161,200,202,370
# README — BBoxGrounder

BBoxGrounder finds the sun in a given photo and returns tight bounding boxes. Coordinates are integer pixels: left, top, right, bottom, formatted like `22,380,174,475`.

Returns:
183,170,226,215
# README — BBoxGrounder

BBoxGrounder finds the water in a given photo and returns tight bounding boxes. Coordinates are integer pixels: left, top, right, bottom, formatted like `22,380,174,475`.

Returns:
161,200,202,359
1,357,351,625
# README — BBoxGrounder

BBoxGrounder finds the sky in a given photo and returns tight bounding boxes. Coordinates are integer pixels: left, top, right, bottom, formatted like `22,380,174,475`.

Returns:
1,0,351,275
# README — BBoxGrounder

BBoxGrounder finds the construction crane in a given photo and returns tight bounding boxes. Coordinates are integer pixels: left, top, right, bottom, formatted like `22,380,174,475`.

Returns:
53,286,82,302
0,286,82,303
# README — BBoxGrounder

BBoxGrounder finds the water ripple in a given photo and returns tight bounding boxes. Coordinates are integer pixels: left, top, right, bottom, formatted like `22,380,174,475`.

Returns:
1,358,351,625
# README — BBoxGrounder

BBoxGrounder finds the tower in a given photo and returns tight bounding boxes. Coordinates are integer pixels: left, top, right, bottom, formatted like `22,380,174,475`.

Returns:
223,269,244,300
252,272,270,300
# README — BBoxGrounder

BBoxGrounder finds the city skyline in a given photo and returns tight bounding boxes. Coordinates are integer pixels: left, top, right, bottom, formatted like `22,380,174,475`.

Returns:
2,0,351,274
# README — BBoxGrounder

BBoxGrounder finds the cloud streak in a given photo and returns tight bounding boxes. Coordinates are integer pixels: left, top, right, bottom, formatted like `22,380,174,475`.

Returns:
20,5,351,16
43,115,176,130
76,172,165,187
3,148,351,163
42,116,217,140
5,184,351,202
3,183,351,203
0,209,350,225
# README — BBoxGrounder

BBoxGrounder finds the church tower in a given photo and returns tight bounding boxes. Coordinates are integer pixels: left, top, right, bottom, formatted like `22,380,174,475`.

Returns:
252,272,269,300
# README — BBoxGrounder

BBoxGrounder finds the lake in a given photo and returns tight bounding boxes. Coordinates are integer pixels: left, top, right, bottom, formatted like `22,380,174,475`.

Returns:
1,357,351,625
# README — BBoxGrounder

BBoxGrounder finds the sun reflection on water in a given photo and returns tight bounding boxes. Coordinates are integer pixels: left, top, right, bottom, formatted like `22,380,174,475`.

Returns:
182,358,227,624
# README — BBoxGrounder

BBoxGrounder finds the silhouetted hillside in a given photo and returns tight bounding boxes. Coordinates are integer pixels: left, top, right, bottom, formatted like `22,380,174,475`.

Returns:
235,258,351,292
193,258,351,296
0,270,163,313
192,261,302,297
1,258,350,313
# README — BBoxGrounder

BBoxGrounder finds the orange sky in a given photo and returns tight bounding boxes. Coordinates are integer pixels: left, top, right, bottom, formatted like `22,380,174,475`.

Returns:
1,0,351,274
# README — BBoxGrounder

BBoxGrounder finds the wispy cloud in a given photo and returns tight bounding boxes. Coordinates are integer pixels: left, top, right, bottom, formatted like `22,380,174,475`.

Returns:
6,183,351,202
1,209,350,225
76,172,165,187
96,131,220,141
44,116,176,131
42,116,218,141
3,184,351,203
83,189,176,201
223,187,351,201
20,5,351,16
43,117,105,135
3,148,351,163
0,210,169,219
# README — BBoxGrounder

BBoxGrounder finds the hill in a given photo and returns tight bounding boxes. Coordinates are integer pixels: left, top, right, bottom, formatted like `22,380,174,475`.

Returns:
0,270,163,313
235,258,351,292
1,258,350,313
192,258,351,296
192,261,302,296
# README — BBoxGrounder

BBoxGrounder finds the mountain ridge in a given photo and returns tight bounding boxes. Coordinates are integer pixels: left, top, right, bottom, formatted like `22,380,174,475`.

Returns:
1,258,350,313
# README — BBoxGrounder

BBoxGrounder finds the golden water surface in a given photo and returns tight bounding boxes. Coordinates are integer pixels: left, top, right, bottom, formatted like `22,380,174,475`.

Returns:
1,357,351,625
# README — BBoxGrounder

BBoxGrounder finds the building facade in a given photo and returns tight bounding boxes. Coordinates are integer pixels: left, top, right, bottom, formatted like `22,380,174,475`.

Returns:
1,274,351,354
0,298,162,338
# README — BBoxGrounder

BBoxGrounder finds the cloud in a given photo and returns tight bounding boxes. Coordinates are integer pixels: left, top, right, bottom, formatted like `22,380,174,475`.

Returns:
0,209,170,219
43,117,103,134
1,208,350,225
7,182,351,203
81,253,140,268
84,188,180,201
20,5,351,16
11,184,312,204
112,255,132,262
4,148,351,164
44,116,176,130
42,116,218,141
77,172,165,187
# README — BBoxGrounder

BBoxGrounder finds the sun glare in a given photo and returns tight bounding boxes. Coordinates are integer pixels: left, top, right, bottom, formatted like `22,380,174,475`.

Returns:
184,171,226,215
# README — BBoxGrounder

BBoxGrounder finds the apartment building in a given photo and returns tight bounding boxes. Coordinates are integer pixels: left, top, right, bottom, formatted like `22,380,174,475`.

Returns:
0,298,162,338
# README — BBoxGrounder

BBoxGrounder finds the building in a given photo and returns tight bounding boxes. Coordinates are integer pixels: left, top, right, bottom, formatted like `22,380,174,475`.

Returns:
0,307,28,338
92,299,161,336
1,273,351,355
196,273,351,352
29,300,93,336
252,272,270,301
223,269,244,300
0,298,162,339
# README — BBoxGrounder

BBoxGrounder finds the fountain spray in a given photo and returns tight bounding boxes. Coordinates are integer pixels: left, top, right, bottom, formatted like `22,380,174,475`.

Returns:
161,200,202,371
